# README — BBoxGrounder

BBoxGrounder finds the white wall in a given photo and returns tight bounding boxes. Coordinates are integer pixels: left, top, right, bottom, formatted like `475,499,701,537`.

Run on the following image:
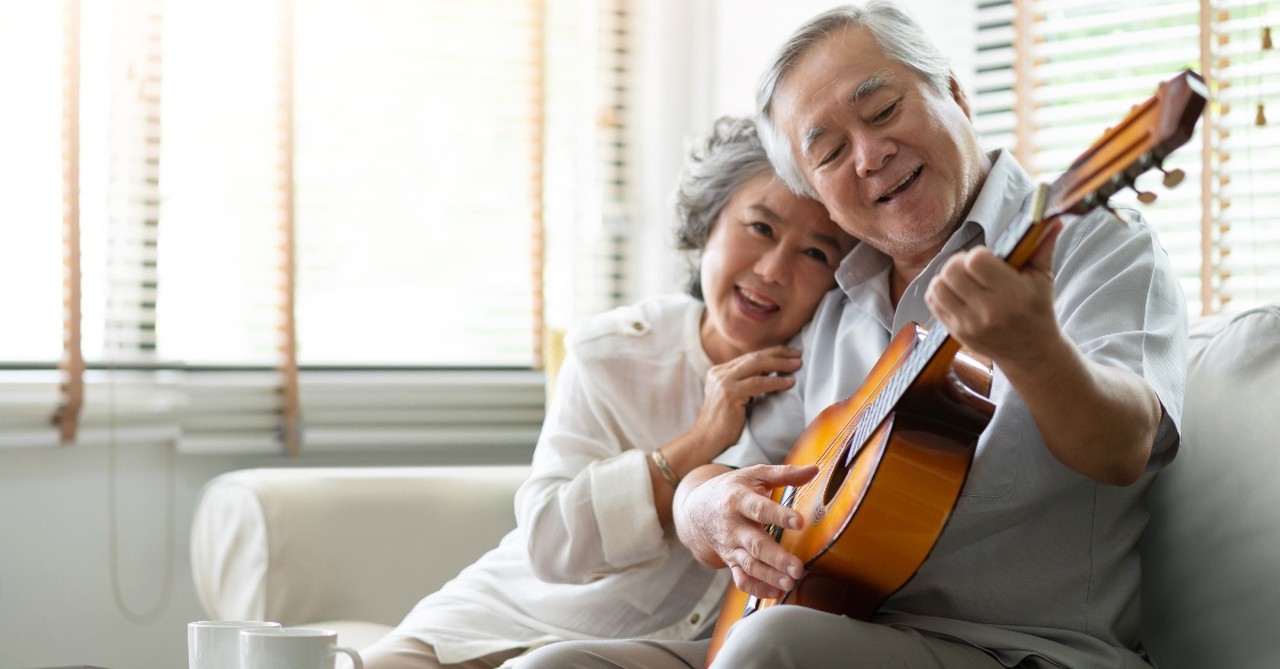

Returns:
0,3,976,667
0,442,529,668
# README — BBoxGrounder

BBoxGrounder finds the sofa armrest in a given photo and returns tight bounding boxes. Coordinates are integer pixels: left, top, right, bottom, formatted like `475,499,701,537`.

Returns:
191,466,528,628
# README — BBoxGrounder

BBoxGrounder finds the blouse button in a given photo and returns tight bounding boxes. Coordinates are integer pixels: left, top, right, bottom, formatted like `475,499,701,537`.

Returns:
689,613,701,625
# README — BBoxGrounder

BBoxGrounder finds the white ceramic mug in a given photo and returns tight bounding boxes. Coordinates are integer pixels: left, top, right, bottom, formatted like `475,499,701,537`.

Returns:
240,627,364,669
189,620,282,669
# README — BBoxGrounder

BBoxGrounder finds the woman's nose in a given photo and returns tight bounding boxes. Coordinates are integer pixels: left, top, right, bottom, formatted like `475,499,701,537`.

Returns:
755,248,789,284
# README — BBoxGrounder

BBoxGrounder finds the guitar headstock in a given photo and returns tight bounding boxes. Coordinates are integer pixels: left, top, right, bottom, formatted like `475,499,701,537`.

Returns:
995,70,1207,269
1045,70,1208,219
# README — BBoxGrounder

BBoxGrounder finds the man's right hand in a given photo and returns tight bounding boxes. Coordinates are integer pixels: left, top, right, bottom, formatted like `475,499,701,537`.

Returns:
673,463,819,599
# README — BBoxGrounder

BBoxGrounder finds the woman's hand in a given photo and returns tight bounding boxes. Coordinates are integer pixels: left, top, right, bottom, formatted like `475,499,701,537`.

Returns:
689,345,801,457
674,463,817,599
648,345,801,527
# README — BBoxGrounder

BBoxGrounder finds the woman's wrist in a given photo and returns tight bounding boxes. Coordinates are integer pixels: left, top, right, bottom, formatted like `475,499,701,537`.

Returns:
650,448,681,488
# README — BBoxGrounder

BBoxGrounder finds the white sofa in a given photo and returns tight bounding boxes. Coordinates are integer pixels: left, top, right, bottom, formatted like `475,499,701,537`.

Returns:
190,466,529,649
191,305,1280,667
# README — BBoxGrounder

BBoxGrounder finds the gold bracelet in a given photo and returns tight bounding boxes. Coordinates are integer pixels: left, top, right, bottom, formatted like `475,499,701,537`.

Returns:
650,449,680,488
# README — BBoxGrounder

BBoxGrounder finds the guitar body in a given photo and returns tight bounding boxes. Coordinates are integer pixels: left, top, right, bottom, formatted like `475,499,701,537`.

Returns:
705,323,995,664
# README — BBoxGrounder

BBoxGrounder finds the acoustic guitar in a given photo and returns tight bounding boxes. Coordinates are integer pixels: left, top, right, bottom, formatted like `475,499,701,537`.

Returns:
704,69,1208,666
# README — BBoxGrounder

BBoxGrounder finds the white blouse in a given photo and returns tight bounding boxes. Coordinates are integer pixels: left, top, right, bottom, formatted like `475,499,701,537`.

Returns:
390,294,730,664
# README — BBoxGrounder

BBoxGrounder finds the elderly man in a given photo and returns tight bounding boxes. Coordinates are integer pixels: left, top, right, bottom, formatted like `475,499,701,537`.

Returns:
515,2,1185,668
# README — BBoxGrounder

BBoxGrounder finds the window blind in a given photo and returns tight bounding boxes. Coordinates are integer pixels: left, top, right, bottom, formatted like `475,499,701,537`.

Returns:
156,0,555,453
0,2,81,444
973,0,1280,316
1207,0,1280,310
542,0,633,348
3,0,641,452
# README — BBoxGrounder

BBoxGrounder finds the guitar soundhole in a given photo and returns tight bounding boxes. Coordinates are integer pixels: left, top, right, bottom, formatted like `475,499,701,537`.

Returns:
822,442,857,506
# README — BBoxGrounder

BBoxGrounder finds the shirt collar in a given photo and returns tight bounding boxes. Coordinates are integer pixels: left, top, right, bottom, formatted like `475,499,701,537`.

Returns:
832,149,1036,329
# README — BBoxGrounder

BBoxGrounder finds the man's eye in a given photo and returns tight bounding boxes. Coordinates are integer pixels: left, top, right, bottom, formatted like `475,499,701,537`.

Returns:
874,102,897,123
819,145,844,167
749,221,774,237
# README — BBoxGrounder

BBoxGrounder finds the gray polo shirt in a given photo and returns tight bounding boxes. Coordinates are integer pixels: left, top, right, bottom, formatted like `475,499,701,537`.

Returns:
718,150,1187,668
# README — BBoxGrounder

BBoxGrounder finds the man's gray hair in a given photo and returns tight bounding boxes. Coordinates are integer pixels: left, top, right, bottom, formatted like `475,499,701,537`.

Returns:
756,1,952,197
675,115,774,299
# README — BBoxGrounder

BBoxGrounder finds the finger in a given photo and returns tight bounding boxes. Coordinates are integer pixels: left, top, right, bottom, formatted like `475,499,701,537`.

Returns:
727,373,796,398
747,463,820,489
724,349,804,378
1027,219,1063,276
730,565,784,600
934,254,986,303
729,538,801,593
960,246,1015,291
732,466,817,533
926,273,966,323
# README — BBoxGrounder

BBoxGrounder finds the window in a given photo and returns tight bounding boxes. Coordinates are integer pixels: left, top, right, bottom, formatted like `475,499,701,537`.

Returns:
973,0,1280,316
0,0,631,452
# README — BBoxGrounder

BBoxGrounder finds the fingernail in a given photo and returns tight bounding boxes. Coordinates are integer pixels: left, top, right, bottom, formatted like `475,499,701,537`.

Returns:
789,563,803,579
787,516,800,530
778,576,793,591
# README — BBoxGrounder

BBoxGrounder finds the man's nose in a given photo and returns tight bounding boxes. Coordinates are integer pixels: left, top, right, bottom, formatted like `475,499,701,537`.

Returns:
853,134,893,178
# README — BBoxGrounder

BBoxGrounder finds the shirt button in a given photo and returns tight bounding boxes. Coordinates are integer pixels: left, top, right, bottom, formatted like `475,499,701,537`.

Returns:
689,613,700,624
631,321,644,332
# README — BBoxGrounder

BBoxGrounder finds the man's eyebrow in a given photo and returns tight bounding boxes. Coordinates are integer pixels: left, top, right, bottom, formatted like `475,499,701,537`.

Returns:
849,74,891,104
799,74,893,157
800,125,828,156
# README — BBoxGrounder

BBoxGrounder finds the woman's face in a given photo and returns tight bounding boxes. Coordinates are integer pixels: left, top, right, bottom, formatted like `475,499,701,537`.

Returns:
699,171,854,364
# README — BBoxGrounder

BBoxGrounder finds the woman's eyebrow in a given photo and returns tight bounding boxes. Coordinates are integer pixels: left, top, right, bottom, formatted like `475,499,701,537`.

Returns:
749,204,843,252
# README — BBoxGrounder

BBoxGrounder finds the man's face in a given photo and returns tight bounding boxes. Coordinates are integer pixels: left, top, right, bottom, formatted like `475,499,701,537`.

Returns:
770,25,989,266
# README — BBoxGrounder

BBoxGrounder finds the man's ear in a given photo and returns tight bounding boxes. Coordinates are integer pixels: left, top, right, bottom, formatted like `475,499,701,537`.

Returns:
948,73,973,121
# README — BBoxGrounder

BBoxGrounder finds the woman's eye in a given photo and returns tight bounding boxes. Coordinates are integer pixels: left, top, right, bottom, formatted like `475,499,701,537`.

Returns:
804,248,831,264
749,221,775,237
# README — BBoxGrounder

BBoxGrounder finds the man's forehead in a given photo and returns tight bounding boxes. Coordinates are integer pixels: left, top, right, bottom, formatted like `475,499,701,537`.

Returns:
774,28,892,120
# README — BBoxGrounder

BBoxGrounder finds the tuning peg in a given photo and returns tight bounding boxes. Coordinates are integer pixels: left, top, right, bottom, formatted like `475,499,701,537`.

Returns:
1133,188,1158,204
1159,167,1186,188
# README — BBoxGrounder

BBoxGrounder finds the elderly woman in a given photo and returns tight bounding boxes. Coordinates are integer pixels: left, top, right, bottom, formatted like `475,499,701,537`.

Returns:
360,116,855,669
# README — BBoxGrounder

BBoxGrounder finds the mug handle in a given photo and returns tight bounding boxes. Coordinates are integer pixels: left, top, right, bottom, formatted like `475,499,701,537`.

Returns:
333,645,364,669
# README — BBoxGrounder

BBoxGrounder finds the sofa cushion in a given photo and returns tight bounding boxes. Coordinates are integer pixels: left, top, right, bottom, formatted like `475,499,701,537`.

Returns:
1141,304,1280,668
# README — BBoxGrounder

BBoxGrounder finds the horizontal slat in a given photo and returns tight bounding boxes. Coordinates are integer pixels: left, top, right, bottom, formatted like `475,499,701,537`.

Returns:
175,434,281,455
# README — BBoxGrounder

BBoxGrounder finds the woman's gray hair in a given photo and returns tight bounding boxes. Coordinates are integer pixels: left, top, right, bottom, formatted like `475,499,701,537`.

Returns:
675,115,774,299
756,1,952,197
